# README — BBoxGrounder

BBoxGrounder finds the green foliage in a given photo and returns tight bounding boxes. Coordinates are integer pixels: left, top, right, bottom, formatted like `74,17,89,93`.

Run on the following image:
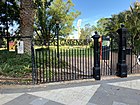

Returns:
48,0,80,35
34,0,80,41
125,2,140,50
79,24,94,39
96,18,111,35
0,0,20,33
0,50,32,78
88,1,140,50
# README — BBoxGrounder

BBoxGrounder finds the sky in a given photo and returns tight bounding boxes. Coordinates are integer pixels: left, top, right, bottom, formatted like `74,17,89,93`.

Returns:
72,0,137,28
70,0,138,38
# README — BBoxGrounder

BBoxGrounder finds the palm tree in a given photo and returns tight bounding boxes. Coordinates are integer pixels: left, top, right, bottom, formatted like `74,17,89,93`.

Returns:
125,1,140,50
20,0,35,53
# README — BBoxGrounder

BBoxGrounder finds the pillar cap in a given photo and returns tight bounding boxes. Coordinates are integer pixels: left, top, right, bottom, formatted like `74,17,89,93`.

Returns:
121,24,125,28
92,32,100,39
95,31,98,34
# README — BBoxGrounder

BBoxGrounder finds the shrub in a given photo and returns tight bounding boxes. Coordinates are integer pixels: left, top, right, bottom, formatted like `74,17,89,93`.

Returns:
0,50,32,78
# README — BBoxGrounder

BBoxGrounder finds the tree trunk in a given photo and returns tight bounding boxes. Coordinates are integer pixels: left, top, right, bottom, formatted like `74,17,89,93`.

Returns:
20,0,35,53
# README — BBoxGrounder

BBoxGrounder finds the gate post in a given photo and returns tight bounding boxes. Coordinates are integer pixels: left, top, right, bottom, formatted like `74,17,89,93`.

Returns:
92,32,100,80
116,24,128,77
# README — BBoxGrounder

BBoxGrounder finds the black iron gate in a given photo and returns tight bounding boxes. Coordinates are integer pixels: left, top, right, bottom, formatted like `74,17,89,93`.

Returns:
32,25,140,84
127,45,140,74
100,32,140,77
33,39,95,83
100,35,118,76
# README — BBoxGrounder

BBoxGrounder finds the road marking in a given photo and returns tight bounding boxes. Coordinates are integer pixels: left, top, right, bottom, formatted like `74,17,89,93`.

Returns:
30,98,49,105
29,85,100,105
113,101,129,105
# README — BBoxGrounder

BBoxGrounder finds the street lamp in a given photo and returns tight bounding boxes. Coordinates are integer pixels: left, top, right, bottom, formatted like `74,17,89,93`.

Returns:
2,0,9,50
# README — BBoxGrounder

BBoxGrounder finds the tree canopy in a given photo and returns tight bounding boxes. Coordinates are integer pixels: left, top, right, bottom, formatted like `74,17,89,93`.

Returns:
34,0,80,42
79,1,140,49
0,0,19,34
79,23,94,39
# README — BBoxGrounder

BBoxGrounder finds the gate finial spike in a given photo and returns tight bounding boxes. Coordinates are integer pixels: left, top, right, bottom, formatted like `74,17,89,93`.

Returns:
121,24,125,28
95,31,98,34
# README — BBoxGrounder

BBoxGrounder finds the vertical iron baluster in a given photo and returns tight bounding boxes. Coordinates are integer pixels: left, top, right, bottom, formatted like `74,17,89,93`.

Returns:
110,38,113,75
64,49,66,81
39,50,41,83
51,49,54,81
106,47,107,75
83,49,85,79
131,48,133,73
104,50,105,76
75,49,76,79
91,48,93,78
80,49,81,79
78,49,80,79
72,49,74,80
69,49,71,80
61,49,63,81
107,49,110,75
45,49,48,82
90,48,91,77
42,49,45,82
66,50,68,80
104,47,106,75
57,50,60,82
106,47,108,75
88,48,90,78
35,50,38,84
136,51,138,73
49,49,51,82
105,47,107,75
55,49,57,81
113,49,115,75
107,47,109,75
67,49,68,80
100,52,102,76
85,48,87,79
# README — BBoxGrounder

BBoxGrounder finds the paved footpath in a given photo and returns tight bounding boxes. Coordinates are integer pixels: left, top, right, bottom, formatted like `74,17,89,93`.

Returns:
0,75,140,105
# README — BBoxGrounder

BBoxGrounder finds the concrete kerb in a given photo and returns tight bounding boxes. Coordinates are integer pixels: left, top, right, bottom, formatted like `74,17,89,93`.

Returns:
0,73,140,90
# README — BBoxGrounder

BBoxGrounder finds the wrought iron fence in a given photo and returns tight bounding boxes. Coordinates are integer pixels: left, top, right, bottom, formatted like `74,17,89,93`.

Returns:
33,39,94,83
127,48,140,74
33,36,140,83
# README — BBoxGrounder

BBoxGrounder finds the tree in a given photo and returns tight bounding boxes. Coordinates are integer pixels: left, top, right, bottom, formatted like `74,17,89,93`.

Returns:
94,1,140,50
125,1,140,49
0,0,19,47
96,18,111,35
20,0,35,53
34,0,54,44
79,23,94,39
34,0,80,44
0,0,19,32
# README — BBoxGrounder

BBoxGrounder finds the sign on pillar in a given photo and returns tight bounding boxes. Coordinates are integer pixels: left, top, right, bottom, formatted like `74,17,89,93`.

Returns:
137,55,140,65
17,41,24,54
9,41,16,51
102,36,110,60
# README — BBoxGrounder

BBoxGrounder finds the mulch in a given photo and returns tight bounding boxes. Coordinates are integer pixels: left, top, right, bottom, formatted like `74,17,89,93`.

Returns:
0,75,32,85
